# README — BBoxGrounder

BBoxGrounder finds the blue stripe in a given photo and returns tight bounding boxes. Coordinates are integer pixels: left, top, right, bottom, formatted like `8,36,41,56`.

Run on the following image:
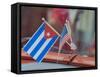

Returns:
23,23,45,52
30,37,46,57
36,35,58,62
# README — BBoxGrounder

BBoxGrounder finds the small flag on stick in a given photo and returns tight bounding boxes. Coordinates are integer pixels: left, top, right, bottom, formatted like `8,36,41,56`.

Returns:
23,18,59,63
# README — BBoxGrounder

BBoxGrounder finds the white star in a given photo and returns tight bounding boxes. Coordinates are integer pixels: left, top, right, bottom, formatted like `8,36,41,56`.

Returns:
47,32,50,37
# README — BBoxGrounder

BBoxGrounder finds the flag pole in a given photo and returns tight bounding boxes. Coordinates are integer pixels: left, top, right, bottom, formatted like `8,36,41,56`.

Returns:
42,18,60,36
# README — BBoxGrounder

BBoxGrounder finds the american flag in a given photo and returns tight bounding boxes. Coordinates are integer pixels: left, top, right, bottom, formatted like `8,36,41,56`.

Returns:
59,22,72,52
59,21,77,53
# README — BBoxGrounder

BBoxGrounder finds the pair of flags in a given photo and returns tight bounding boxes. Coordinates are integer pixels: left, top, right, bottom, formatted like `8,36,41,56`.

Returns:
23,18,76,63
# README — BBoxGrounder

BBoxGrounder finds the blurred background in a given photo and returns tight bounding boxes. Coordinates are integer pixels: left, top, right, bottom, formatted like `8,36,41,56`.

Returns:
21,6,95,57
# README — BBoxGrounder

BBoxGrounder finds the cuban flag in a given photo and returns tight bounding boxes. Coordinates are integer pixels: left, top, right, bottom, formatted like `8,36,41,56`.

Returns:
23,21,59,63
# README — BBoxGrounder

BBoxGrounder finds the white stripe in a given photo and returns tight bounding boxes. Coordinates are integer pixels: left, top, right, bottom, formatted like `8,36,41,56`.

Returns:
33,38,52,60
27,31,44,54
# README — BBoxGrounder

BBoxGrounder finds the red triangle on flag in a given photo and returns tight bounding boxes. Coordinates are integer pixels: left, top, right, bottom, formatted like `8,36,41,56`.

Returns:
45,24,57,39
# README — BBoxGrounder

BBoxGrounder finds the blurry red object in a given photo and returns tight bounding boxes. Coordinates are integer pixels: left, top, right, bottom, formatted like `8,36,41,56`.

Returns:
49,8,69,25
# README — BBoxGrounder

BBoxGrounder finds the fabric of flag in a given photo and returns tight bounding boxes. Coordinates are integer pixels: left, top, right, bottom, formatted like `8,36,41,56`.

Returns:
23,22,59,63
59,24,71,51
